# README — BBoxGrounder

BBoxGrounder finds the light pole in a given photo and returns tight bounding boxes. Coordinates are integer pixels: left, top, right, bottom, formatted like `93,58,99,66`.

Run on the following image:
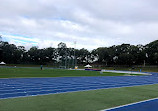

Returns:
0,35,2,41
0,35,3,62
74,41,76,68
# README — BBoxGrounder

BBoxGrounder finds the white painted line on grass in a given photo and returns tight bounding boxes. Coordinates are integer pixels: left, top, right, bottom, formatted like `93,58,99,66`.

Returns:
101,97,158,111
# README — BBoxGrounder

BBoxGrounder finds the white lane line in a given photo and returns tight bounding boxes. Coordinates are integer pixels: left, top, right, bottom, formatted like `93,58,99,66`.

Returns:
0,84,143,96
1,83,158,100
100,97,158,111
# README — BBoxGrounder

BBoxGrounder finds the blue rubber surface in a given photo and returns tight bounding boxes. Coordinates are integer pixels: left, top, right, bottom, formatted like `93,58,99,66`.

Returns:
105,98,158,111
0,72,158,99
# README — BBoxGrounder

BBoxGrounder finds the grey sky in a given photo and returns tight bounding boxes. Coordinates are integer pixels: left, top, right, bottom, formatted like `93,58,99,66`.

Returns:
0,0,158,50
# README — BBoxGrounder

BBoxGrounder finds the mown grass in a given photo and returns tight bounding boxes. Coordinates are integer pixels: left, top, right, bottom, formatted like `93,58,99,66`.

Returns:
4,64,158,72
0,67,141,78
1,84,158,111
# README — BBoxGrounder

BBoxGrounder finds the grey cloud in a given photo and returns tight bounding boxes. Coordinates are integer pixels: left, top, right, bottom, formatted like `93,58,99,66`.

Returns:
0,0,158,50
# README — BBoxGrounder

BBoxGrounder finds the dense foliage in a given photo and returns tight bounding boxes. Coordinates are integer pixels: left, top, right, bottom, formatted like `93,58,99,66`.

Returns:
0,40,158,66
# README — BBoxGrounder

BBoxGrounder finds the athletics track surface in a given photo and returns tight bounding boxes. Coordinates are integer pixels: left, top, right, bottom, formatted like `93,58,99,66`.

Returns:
104,98,158,111
0,72,158,99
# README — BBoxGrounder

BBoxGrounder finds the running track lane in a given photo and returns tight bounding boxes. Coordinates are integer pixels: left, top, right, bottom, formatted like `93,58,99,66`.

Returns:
1,73,158,99
104,98,158,111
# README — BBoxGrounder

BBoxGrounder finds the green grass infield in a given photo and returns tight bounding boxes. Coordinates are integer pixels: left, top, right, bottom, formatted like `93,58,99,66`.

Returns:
0,67,143,78
1,84,158,111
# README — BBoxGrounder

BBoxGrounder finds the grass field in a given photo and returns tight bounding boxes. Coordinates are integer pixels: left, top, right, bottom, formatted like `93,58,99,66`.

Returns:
0,67,156,111
3,64,158,72
1,84,158,111
0,67,142,78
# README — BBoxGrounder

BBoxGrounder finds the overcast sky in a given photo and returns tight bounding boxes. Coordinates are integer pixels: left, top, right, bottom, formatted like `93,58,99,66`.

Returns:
0,0,158,50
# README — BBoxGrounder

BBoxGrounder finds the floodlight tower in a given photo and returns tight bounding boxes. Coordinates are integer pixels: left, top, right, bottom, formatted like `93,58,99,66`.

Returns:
74,41,76,68
0,35,2,41
0,35,2,62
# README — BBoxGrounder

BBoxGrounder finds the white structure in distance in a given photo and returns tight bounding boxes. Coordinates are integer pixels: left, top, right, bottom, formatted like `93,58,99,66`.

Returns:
0,62,6,65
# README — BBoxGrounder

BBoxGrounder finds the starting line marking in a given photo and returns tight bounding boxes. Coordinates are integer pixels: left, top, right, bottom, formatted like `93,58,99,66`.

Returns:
101,97,158,111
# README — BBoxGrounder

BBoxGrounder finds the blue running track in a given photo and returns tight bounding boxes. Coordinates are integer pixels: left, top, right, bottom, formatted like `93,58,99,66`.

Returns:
0,72,158,99
105,98,158,111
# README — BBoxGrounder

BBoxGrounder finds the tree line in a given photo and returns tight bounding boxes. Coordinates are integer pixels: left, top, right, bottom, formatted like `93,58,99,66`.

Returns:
0,40,158,67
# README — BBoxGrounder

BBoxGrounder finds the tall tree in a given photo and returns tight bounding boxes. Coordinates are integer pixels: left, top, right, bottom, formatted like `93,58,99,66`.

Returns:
145,40,158,65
